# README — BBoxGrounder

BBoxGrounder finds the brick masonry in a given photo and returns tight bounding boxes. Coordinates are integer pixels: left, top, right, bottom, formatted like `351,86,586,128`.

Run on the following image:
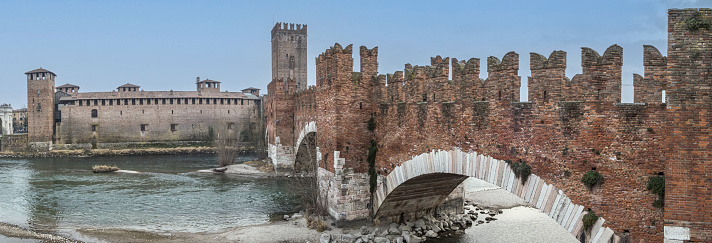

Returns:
267,8,711,242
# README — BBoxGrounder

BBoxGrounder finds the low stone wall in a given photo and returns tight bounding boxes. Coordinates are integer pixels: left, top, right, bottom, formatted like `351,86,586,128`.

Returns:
1,134,28,152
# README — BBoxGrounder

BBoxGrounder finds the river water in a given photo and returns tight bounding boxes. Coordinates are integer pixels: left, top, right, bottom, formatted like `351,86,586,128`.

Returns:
0,154,300,235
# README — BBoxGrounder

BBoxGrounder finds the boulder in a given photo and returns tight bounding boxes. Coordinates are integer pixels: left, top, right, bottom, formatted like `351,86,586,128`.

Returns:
395,236,404,243
388,226,401,235
424,230,438,238
404,235,423,243
414,219,426,230
283,215,290,221
432,225,442,233
360,226,370,235
398,224,411,232
320,233,331,243
374,237,390,243
340,234,357,242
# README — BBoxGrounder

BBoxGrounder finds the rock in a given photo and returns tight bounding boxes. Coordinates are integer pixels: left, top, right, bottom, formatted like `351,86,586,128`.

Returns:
292,213,303,219
414,219,426,229
388,226,401,235
395,236,404,243
432,225,442,233
478,220,484,224
360,226,370,235
404,235,423,243
320,233,331,243
283,215,290,220
424,230,438,238
374,237,390,243
398,224,411,232
340,234,357,242
406,222,414,228
355,238,364,243
380,229,389,236
452,226,460,231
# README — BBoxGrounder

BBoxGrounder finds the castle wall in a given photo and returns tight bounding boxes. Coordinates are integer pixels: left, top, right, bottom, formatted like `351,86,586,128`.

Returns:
56,95,262,146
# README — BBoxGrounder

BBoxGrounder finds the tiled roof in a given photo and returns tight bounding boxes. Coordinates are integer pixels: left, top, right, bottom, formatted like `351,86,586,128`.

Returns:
197,79,221,83
118,83,140,88
56,83,79,88
241,87,261,90
25,68,56,76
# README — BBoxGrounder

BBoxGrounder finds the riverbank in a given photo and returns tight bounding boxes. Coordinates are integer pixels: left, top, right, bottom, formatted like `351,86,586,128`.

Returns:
0,222,79,243
0,146,216,158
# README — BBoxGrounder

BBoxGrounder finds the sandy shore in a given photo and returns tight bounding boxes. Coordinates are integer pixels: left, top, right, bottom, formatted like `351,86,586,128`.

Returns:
0,222,79,243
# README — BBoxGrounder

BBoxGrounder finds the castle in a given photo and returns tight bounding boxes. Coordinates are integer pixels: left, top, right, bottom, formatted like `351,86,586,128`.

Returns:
267,9,712,242
24,68,263,150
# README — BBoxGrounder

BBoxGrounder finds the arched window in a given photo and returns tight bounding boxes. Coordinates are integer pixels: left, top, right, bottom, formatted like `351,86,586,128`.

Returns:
91,109,98,118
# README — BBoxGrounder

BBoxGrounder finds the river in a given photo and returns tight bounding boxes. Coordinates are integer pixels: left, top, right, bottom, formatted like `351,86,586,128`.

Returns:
0,154,301,237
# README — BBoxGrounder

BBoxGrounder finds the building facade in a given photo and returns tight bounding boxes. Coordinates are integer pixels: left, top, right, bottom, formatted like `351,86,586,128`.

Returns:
26,69,263,148
12,108,27,134
0,104,12,136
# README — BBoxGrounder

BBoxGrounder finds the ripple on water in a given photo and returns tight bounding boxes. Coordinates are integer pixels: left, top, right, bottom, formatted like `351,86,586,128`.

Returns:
0,154,300,233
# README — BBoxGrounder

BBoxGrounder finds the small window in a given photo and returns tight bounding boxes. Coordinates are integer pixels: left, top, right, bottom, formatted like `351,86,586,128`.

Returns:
192,98,196,104
147,99,151,105
132,99,136,105
91,109,98,118
177,99,180,105
140,99,144,105
171,124,178,132
162,99,166,105
199,99,203,104
207,99,210,105
170,99,174,105
79,100,83,106
102,100,106,106
109,100,113,105
91,125,98,132
140,124,147,131
228,123,234,131
220,99,224,105
94,100,98,106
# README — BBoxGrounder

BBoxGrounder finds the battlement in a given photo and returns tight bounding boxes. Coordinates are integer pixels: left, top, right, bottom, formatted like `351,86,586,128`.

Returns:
487,52,519,73
271,22,307,37
581,45,622,67
530,50,566,70
451,58,480,77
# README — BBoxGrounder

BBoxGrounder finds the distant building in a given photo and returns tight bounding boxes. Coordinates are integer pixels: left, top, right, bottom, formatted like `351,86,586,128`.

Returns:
26,68,263,148
0,104,12,136
12,108,27,133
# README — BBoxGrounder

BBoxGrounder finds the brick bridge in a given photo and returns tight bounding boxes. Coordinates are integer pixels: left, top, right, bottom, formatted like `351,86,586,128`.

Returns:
266,9,712,242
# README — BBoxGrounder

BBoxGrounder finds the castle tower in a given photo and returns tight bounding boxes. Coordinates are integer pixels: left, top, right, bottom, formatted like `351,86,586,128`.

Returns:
271,22,307,91
25,68,56,143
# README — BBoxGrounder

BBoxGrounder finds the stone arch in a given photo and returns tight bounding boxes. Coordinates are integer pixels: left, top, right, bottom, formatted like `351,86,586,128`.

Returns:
373,149,616,242
294,121,317,171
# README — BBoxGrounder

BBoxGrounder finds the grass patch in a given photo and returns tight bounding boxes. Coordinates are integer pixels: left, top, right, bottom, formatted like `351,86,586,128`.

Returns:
92,165,119,173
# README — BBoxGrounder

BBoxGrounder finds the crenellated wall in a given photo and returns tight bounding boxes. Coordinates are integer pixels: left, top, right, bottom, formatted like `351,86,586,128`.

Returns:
267,8,712,242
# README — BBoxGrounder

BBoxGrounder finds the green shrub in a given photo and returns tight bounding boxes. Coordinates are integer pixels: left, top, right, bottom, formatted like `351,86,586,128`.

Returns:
509,161,531,185
582,211,599,231
581,170,602,189
686,11,711,31
647,176,665,208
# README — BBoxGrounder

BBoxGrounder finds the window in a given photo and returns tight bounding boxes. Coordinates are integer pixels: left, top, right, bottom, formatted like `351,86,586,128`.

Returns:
91,109,98,118
170,99,174,104
228,123,234,131
199,99,203,104
109,100,113,105
162,99,166,105
140,124,147,132
171,124,177,132
92,125,98,132
220,99,224,105
140,99,144,105
132,99,136,105
102,100,106,106
192,98,196,104
147,99,151,105
79,100,83,106
94,100,98,106
177,99,180,105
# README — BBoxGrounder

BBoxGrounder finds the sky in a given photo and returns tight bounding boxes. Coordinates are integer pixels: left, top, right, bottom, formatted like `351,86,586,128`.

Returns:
0,0,708,109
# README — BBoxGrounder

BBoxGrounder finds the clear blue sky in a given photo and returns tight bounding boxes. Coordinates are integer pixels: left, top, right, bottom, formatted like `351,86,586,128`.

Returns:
0,0,707,108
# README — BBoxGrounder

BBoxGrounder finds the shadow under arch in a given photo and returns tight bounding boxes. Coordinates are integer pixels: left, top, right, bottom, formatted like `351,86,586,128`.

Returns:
294,131,316,172
373,149,616,242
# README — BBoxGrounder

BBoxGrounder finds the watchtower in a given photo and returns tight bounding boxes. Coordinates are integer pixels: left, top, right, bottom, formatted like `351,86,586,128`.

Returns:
271,22,307,91
26,68,56,143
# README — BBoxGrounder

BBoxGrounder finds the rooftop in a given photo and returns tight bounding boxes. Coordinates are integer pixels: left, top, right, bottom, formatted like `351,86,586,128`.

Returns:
25,68,56,76
118,83,140,88
56,83,79,88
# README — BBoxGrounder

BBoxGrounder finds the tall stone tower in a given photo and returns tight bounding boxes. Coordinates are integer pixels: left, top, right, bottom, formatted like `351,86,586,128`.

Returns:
271,22,307,90
26,68,56,143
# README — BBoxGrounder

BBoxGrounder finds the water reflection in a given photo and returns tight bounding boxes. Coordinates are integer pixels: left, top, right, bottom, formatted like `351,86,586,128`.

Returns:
0,154,300,233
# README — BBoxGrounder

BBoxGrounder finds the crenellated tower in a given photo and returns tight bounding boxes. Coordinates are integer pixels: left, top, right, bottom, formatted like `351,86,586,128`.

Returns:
272,22,308,91
26,68,56,144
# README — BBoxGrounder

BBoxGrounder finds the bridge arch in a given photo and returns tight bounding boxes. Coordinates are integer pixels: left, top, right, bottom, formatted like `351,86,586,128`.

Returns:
294,121,317,172
374,149,616,242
